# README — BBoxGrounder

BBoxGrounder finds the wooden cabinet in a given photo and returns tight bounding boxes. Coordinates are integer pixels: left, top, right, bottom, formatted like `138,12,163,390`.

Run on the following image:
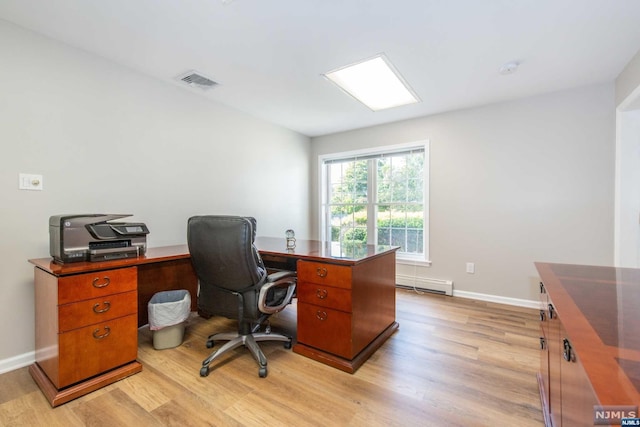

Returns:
30,265,142,407
538,282,552,425
536,263,640,427
293,251,398,373
297,261,354,359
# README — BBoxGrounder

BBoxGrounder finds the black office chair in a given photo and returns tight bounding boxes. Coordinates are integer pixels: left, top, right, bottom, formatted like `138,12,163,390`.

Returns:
187,215,296,378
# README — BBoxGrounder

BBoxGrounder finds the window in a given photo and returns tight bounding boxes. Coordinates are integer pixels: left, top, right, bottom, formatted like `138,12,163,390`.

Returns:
320,141,429,261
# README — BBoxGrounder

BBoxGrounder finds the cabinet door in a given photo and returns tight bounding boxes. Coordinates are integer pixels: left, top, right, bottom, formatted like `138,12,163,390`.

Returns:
58,290,137,332
57,314,138,388
58,267,137,304
297,302,353,358
297,261,352,289
548,302,562,427
539,282,551,421
560,324,599,427
296,283,351,312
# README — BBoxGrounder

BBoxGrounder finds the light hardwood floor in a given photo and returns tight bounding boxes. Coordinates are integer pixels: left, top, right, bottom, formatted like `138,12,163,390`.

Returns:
0,290,544,426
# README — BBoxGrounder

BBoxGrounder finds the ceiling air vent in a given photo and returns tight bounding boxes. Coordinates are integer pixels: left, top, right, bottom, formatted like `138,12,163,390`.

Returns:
177,70,218,90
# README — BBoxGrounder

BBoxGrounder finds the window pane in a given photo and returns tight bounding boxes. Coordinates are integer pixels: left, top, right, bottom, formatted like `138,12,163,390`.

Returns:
392,180,408,202
391,228,406,248
408,178,423,202
330,207,368,247
406,228,423,253
323,145,427,259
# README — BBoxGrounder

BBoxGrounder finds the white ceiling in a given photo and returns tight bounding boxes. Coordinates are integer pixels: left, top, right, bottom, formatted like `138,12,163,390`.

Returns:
2,0,640,137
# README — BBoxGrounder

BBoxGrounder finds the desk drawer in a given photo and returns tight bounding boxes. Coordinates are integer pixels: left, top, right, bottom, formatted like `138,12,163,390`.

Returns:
297,283,351,312
58,267,137,304
297,302,352,359
58,290,138,332
297,261,351,289
57,313,138,388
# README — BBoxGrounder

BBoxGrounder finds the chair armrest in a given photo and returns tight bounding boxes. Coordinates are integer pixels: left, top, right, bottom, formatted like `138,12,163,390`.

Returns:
258,270,296,314
266,270,296,283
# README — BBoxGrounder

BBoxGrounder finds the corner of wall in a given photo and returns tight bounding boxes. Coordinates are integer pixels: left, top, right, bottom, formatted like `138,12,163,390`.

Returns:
616,48,640,107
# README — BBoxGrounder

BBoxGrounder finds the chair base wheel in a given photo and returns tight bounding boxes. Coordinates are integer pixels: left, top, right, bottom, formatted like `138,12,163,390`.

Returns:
200,366,210,377
206,340,214,348
259,367,267,378
284,340,292,349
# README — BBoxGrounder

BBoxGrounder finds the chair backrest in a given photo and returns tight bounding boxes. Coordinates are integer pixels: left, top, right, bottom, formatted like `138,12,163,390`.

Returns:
187,216,265,293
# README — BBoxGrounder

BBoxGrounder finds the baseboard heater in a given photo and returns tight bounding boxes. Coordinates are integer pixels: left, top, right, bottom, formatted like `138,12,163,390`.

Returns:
396,274,453,296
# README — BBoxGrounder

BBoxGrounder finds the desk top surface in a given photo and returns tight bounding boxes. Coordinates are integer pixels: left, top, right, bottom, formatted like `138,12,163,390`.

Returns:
29,238,398,275
535,262,640,406
255,237,398,264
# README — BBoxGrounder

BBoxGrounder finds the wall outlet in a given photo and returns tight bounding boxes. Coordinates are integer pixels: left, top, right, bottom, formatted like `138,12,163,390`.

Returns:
19,173,43,191
466,262,475,274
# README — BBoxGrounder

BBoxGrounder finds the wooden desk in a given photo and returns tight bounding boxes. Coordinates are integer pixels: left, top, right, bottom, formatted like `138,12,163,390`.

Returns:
29,240,398,406
535,262,640,427
256,237,399,373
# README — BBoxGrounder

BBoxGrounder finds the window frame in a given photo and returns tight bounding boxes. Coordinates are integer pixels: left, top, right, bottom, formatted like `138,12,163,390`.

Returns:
318,140,430,262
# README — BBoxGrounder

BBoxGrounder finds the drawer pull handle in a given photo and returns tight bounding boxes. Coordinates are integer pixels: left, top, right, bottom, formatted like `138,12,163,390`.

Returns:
92,326,111,340
548,303,555,320
562,338,575,362
539,310,546,321
316,268,328,278
316,289,328,299
316,310,328,321
93,301,111,313
92,277,111,288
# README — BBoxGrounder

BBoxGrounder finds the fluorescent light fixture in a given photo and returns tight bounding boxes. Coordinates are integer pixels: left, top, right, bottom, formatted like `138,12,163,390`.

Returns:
323,54,420,111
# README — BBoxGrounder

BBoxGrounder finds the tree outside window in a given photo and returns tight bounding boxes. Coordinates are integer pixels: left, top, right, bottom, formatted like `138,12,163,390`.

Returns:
322,143,428,260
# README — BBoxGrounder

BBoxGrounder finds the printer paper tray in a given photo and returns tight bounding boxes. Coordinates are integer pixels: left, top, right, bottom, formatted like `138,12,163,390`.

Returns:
89,246,140,262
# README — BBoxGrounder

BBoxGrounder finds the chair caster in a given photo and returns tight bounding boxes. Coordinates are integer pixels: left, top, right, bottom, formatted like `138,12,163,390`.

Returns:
206,340,214,348
259,367,268,378
284,340,292,350
200,366,210,377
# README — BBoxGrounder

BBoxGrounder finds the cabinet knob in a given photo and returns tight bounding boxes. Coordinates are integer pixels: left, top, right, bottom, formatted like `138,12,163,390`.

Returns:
316,267,328,278
92,277,111,288
92,326,111,340
316,289,328,299
93,301,111,313
316,310,328,321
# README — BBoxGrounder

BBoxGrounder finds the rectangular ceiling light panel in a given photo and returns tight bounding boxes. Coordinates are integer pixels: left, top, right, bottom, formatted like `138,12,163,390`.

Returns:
324,55,420,111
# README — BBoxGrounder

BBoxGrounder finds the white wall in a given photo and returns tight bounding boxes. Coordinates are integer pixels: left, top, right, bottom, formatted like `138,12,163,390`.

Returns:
0,20,310,368
615,109,640,267
311,84,615,303
615,48,640,268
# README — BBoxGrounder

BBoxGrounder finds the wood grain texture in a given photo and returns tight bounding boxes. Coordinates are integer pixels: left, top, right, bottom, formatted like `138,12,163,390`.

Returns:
1,290,543,426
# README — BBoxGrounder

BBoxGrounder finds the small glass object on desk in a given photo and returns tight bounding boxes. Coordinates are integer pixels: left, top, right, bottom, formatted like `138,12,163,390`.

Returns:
285,229,296,250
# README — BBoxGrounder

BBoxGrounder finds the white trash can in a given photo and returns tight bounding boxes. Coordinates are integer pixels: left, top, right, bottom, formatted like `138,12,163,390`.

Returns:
148,290,191,350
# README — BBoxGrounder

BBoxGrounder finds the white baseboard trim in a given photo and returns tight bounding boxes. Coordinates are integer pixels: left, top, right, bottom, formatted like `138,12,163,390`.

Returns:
453,289,539,309
0,351,35,375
